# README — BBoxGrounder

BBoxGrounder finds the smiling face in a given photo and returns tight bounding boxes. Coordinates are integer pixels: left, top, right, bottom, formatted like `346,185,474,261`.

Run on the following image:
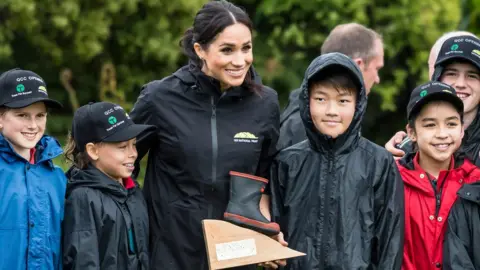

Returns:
194,23,253,90
309,83,357,138
408,100,464,166
440,61,480,116
87,138,138,182
0,102,47,159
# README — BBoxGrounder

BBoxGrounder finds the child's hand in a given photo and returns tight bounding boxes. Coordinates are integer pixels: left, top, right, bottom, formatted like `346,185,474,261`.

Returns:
258,232,288,269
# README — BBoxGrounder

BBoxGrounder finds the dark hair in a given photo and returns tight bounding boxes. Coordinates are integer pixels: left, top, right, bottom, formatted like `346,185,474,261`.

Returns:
180,0,259,92
321,23,382,64
309,66,358,95
64,131,91,169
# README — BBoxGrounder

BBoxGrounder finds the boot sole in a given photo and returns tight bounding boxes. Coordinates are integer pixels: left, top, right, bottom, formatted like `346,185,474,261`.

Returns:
224,212,280,236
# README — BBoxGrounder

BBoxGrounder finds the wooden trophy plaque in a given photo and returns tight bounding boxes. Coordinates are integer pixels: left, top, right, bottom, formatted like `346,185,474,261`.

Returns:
202,219,305,269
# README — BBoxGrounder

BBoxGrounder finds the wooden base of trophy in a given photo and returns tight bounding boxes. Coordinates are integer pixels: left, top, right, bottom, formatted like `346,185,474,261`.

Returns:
202,219,305,270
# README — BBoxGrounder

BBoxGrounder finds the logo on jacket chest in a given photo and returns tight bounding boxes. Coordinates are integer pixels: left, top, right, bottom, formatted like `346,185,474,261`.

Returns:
233,132,259,143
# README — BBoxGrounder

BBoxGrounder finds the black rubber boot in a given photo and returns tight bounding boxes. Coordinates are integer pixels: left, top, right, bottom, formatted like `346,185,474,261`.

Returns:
224,171,280,236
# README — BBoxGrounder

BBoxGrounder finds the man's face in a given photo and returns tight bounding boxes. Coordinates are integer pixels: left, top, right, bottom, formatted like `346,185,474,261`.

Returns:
359,39,384,94
440,62,480,115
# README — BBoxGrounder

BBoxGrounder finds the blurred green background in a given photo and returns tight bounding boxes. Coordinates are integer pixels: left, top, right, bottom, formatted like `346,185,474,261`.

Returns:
1,0,479,184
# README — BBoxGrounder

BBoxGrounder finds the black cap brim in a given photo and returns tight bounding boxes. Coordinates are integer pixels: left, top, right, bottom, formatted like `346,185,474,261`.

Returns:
408,92,464,120
3,97,63,109
435,55,480,73
102,124,156,143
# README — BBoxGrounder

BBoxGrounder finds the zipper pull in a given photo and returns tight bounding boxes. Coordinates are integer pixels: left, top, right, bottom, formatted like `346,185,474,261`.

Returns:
435,193,441,217
211,97,216,117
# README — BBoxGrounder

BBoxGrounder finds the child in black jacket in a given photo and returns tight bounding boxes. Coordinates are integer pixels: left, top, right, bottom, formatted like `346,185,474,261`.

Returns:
62,102,155,270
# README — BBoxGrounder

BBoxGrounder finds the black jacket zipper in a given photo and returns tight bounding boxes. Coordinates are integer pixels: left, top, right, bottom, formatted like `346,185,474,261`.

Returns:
208,96,218,219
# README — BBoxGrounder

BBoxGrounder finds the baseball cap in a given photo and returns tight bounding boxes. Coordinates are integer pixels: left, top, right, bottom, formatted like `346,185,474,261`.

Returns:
432,35,480,80
407,81,463,120
0,68,63,109
72,102,156,151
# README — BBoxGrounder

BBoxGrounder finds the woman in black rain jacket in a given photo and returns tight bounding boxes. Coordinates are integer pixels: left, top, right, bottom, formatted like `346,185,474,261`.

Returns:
130,1,280,269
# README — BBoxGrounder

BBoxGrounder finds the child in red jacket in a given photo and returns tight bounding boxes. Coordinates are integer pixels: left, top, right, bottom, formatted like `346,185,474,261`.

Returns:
397,81,480,269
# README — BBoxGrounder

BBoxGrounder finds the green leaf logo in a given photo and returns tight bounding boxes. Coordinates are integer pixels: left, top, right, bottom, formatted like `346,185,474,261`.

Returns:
451,44,459,51
420,90,428,97
16,84,25,92
108,116,117,125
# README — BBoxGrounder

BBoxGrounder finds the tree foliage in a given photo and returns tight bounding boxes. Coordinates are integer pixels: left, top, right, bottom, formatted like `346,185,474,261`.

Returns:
0,0,206,133
235,0,463,142
0,0,472,144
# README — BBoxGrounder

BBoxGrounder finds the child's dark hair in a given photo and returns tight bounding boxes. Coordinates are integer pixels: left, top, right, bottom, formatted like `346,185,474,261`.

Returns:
308,66,358,95
179,0,260,92
64,131,91,169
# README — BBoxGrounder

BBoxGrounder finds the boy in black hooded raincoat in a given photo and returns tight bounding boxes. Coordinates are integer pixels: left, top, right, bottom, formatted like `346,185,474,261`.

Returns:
269,53,404,269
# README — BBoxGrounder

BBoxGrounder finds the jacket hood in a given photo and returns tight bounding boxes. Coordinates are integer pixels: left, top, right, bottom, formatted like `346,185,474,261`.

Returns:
0,134,62,164
457,181,480,204
66,164,137,201
299,52,367,153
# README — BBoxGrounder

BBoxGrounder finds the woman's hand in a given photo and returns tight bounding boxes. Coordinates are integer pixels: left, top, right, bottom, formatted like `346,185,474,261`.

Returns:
258,232,288,269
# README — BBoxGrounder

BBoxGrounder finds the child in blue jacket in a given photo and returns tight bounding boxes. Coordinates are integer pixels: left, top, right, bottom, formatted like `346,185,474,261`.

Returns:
0,68,66,270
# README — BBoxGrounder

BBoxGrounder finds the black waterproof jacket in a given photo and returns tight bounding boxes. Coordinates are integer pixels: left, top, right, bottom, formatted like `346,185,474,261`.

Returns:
444,182,480,270
62,165,149,270
277,88,305,150
270,53,405,270
130,64,280,270
460,109,480,166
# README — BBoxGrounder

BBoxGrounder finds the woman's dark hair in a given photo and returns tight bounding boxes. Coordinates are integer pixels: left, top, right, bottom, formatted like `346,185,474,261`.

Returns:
180,0,260,92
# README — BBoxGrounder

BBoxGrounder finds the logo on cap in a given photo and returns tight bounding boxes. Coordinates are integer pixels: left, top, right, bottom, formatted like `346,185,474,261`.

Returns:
16,84,25,93
420,90,428,97
108,116,117,125
451,44,459,51
472,49,480,57
38,85,47,95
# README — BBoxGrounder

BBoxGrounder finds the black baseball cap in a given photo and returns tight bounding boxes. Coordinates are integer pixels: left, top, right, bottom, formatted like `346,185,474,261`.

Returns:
432,35,480,80
0,68,63,108
407,81,463,120
72,102,156,151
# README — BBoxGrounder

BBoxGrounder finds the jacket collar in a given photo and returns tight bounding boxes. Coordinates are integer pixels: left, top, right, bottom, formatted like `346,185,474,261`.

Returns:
172,64,258,99
0,134,62,168
66,164,138,203
457,182,480,204
399,152,476,194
